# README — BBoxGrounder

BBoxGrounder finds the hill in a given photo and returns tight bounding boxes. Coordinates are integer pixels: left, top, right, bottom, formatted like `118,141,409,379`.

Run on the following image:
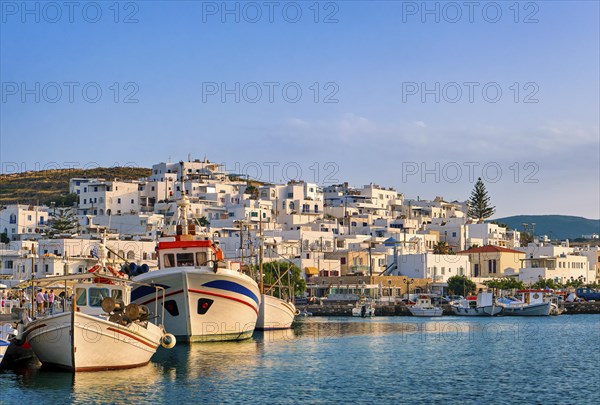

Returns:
495,215,600,240
0,167,151,206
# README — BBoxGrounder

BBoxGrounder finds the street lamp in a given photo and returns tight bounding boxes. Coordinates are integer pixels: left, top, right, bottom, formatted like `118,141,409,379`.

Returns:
403,277,414,300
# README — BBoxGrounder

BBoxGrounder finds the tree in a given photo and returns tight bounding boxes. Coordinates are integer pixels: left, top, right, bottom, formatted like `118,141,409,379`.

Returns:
47,208,79,238
0,232,9,244
245,185,258,200
258,261,307,298
447,275,477,297
433,241,450,254
467,177,496,223
532,278,562,290
198,216,210,227
45,193,78,207
483,278,525,291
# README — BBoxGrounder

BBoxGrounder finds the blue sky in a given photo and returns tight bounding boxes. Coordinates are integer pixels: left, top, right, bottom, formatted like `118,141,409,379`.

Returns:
1,0,599,219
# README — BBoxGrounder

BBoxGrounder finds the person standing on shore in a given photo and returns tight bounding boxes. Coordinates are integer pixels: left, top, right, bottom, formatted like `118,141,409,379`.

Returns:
48,290,55,314
36,289,45,316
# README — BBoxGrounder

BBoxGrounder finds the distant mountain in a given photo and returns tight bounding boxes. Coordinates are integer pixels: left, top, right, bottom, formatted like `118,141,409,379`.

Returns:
495,215,600,240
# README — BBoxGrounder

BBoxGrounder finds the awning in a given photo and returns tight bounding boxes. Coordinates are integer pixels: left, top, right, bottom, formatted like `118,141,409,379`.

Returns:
305,267,319,276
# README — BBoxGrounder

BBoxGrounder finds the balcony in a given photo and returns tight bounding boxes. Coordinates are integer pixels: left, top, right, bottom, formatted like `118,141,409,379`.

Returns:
349,265,370,273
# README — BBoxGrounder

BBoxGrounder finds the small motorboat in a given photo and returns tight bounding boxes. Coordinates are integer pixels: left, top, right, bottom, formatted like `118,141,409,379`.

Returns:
408,296,443,317
352,300,375,318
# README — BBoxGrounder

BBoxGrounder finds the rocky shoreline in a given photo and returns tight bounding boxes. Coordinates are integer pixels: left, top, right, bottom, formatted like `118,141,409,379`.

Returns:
302,301,600,316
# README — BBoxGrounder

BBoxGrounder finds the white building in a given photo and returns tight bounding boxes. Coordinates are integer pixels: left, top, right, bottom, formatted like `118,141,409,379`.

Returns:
0,205,50,240
392,253,471,283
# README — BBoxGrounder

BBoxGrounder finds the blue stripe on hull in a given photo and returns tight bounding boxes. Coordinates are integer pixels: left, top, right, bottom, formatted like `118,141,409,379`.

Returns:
201,280,259,305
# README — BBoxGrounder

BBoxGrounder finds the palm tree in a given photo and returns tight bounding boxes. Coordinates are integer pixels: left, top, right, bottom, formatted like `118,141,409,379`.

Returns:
433,241,450,254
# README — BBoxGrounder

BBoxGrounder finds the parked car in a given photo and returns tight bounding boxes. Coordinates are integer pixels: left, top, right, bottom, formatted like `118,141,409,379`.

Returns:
441,295,464,304
576,288,600,301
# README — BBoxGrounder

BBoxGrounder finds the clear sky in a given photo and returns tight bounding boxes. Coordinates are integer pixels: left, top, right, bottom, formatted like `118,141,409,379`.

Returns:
1,1,599,219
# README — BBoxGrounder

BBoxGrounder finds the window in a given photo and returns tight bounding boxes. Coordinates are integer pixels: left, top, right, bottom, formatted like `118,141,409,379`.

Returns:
76,288,87,306
117,198,121,204
131,199,134,204
474,264,479,277
163,254,175,268
5,260,13,269
111,289,123,301
341,257,346,265
45,264,49,273
177,253,195,267
34,265,38,273
452,232,457,237
27,215,32,221
89,288,110,307
196,252,208,266
9,214,16,224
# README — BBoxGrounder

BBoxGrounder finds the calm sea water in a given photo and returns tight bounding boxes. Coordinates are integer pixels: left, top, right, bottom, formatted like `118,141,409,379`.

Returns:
1,316,599,404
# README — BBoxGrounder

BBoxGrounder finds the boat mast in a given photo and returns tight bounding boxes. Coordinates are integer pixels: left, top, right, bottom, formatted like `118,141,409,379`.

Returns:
259,208,264,294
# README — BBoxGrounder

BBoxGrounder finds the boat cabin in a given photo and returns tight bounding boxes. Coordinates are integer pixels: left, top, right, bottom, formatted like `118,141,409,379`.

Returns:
516,290,545,305
73,283,130,316
157,237,225,269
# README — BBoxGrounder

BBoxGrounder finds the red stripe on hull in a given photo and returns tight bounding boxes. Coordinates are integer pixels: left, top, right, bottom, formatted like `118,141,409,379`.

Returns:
140,289,184,306
106,327,158,349
188,289,258,315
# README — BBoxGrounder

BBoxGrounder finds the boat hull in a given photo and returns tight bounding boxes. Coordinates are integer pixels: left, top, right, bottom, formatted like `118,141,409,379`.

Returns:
24,312,162,371
409,307,443,317
451,305,503,316
0,339,8,367
133,267,260,342
256,295,297,330
501,302,551,316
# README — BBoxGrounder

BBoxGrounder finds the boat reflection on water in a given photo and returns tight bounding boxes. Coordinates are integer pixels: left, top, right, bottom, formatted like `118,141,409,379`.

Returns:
152,340,261,381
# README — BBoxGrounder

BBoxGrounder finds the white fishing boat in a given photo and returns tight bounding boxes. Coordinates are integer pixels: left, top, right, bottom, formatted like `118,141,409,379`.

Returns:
352,300,375,318
13,266,175,371
451,292,502,316
255,220,298,330
408,296,443,317
257,294,298,330
132,195,260,342
497,290,551,316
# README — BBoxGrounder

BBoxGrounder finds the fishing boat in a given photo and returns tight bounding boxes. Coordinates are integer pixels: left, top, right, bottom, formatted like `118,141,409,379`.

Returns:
408,296,443,317
257,294,298,329
451,292,503,316
132,195,260,342
12,264,175,371
497,290,551,316
255,219,298,330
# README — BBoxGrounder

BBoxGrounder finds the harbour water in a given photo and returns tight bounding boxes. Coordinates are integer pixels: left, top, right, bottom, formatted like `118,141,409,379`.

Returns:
2,316,599,403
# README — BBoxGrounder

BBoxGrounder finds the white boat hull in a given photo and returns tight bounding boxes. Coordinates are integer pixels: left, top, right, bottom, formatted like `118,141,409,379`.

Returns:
133,267,260,342
24,312,162,371
500,302,551,316
0,339,8,367
409,307,443,317
256,295,297,330
451,305,503,316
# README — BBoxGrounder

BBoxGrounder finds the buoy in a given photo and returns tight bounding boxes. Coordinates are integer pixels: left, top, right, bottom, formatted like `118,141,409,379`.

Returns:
161,333,176,349
128,262,138,276
139,264,149,274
